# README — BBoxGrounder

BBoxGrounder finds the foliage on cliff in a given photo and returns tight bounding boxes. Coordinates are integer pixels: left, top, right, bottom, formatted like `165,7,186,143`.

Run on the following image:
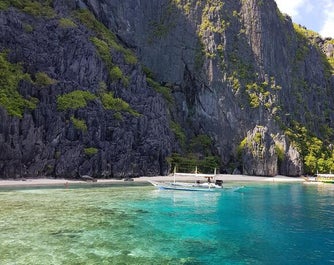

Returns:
0,0,334,178
0,52,37,118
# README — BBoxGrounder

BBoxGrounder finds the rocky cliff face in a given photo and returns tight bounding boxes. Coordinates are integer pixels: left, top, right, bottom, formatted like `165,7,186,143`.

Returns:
0,1,175,178
0,0,333,178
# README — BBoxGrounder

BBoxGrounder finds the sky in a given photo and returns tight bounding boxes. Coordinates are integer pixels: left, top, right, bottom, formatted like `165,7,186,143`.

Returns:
275,0,334,38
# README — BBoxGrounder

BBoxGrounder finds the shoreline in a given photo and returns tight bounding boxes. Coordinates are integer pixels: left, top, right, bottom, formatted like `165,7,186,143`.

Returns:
0,174,307,188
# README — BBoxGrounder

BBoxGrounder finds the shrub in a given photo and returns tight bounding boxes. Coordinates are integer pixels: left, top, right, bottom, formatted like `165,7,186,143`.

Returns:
23,23,34,32
237,137,248,158
0,0,55,17
123,49,137,65
167,153,219,174
110,66,123,80
189,134,212,154
170,121,186,147
147,77,173,104
91,37,130,85
59,18,77,28
275,144,284,164
0,1,9,10
91,37,113,69
57,90,96,111
22,1,55,18
200,156,220,173
0,52,37,118
113,112,123,120
76,9,137,65
100,92,140,117
84,147,98,156
34,72,56,86
70,116,87,132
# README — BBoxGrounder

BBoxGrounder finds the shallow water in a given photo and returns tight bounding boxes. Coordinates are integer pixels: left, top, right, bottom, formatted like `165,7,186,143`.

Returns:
0,183,333,264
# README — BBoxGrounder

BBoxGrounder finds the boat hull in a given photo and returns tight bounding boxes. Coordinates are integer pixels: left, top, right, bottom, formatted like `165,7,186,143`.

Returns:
149,181,242,192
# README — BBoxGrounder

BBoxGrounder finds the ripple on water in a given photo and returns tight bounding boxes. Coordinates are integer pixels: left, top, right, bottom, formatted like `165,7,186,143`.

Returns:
0,184,334,264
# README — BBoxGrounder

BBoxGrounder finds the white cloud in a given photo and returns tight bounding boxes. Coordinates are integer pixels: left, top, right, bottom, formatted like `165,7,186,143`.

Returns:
276,0,334,38
320,0,334,38
275,0,306,18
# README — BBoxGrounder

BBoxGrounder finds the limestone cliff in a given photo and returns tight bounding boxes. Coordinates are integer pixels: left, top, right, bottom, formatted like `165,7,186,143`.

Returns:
0,0,333,178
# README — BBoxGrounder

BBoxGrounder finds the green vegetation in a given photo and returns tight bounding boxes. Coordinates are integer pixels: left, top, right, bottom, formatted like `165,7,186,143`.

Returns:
323,39,334,75
70,116,87,132
276,7,286,22
173,0,228,61
189,134,212,155
84,147,98,156
237,137,248,158
90,37,113,69
292,23,333,75
76,10,137,86
227,73,241,93
293,24,320,41
285,121,334,174
196,1,228,59
98,81,108,93
0,1,9,9
75,9,137,65
57,87,139,121
198,1,225,37
110,66,123,80
34,72,56,86
254,132,262,144
146,78,173,104
170,121,186,147
245,78,281,109
168,153,219,174
100,92,140,117
23,23,34,33
91,37,130,85
23,1,55,17
167,130,218,174
149,21,171,39
275,144,284,166
1,0,55,17
113,112,123,120
57,90,96,111
76,11,132,84
327,57,334,72
59,18,77,28
194,41,205,70
75,9,119,50
0,52,37,118
148,2,177,42
144,67,174,104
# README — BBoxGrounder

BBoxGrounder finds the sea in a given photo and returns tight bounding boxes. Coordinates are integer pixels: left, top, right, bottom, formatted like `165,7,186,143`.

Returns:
0,182,333,265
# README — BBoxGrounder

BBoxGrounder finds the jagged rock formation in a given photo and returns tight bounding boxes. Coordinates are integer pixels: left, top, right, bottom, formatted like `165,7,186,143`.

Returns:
0,0,333,178
241,126,278,176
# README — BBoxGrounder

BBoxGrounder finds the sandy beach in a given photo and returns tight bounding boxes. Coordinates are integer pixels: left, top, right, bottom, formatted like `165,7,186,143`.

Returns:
0,174,307,188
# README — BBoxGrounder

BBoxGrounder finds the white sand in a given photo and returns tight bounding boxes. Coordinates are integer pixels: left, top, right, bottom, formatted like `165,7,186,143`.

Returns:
0,174,306,187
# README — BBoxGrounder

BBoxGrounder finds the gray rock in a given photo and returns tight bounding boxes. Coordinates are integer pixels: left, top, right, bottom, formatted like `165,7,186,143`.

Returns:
0,0,333,178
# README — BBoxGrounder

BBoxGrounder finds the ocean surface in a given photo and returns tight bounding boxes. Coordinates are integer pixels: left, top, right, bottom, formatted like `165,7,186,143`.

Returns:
0,182,333,265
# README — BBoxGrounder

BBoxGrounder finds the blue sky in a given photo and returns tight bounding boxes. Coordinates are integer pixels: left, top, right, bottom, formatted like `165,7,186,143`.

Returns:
275,0,334,38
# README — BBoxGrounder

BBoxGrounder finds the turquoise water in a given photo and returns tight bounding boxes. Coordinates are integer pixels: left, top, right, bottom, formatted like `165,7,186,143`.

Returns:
0,183,334,264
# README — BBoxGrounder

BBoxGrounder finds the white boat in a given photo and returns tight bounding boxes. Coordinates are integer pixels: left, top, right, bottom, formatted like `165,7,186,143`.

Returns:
149,180,242,192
